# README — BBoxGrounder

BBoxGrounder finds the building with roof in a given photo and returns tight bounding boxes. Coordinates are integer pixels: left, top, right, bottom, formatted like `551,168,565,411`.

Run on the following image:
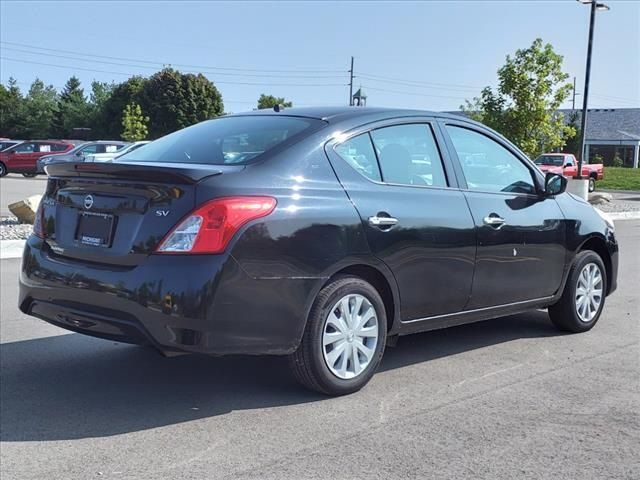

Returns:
560,108,640,168
447,107,640,167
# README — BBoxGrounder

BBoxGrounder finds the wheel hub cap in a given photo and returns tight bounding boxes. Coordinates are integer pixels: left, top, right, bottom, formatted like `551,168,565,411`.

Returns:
322,293,379,380
575,262,603,323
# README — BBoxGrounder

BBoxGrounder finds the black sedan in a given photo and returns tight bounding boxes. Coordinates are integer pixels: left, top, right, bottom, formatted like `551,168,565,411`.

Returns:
19,107,618,395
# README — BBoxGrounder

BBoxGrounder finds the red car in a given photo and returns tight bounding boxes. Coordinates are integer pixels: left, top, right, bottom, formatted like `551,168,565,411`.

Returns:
0,140,74,177
534,153,604,192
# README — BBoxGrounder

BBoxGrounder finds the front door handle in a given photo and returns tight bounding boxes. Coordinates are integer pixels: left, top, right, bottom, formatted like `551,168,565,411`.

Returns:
483,214,506,228
368,215,398,228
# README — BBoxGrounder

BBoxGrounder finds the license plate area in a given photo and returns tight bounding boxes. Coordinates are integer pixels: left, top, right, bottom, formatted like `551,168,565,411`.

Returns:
75,211,115,247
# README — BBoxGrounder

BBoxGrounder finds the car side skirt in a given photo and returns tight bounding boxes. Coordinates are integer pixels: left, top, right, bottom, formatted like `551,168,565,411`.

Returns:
397,296,557,336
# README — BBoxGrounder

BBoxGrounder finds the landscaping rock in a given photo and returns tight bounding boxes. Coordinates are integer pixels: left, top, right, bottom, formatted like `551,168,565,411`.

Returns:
588,192,613,205
8,194,43,224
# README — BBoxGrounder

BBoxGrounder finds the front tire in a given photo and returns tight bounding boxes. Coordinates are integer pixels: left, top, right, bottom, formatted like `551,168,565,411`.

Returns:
22,173,37,178
0,162,6,177
548,251,606,333
288,276,387,395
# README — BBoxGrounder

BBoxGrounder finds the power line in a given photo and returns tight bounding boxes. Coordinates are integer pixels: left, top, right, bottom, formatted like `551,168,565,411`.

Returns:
0,40,346,74
356,71,482,91
361,85,467,100
0,57,348,87
1,46,347,80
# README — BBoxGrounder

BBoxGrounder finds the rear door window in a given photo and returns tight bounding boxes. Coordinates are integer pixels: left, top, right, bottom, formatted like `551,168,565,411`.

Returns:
51,143,69,152
335,133,381,182
120,116,323,165
370,124,448,187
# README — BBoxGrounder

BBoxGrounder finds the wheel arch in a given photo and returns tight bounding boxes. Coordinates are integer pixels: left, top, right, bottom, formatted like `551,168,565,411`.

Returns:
306,261,401,335
578,235,613,294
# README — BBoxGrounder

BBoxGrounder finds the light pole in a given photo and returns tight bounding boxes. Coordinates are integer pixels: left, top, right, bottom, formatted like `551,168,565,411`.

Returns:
576,0,609,179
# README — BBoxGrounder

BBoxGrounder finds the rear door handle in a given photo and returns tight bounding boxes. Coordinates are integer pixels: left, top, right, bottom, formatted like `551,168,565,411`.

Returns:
368,215,398,228
483,214,506,228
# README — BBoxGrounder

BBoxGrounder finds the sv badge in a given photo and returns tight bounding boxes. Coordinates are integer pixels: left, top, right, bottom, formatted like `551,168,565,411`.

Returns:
155,210,170,217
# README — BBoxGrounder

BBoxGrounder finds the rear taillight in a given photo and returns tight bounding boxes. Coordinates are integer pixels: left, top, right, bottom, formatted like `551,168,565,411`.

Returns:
33,200,45,239
156,196,276,254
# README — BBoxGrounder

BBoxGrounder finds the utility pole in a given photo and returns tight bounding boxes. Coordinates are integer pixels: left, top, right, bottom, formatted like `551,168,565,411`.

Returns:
577,0,609,179
571,76,580,111
349,56,354,106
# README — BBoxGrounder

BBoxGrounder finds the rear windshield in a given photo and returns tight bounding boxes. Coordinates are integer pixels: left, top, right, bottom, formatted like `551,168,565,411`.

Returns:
534,155,564,166
119,116,322,165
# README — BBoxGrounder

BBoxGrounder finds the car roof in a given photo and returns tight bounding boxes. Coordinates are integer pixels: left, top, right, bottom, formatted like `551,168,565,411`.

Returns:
230,106,468,124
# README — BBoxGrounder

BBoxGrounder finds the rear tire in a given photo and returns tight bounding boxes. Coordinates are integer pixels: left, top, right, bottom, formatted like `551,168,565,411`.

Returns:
288,276,387,395
588,176,596,192
548,251,606,333
0,162,6,177
22,173,37,178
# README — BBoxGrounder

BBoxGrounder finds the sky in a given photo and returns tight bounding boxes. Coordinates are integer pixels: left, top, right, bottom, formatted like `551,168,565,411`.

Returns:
1,0,638,114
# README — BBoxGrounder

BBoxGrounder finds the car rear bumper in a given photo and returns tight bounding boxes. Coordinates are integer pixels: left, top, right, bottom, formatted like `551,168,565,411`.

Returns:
19,236,318,356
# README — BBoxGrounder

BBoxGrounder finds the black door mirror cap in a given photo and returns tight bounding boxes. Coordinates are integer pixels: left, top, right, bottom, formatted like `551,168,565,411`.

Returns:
544,172,567,196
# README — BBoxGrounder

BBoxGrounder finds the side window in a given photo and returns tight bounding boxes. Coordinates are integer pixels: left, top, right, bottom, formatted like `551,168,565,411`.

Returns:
13,143,35,153
335,133,381,182
565,155,574,167
80,144,100,154
51,143,69,152
446,125,536,195
370,124,447,187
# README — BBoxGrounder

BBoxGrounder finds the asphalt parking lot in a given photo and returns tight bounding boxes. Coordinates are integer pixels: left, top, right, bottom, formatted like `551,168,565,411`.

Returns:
0,220,638,480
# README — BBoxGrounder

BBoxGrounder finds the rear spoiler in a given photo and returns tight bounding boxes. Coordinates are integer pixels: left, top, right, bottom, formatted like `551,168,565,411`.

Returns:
44,161,240,184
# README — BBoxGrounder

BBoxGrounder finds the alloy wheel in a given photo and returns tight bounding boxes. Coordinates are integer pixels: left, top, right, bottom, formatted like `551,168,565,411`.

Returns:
575,262,603,323
322,293,379,380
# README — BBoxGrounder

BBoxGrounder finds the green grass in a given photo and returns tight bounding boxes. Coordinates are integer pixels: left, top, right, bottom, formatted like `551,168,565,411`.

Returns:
598,167,640,191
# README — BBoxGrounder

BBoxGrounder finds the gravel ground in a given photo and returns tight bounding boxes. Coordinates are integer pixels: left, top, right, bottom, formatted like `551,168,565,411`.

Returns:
594,191,640,213
1,191,638,241
0,217,33,241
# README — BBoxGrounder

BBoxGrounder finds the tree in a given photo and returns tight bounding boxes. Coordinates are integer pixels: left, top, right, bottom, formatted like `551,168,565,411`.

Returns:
23,79,58,139
138,68,223,138
87,81,116,138
257,94,292,110
563,111,581,156
51,76,90,138
462,38,575,158
99,76,147,139
121,103,149,141
0,78,26,138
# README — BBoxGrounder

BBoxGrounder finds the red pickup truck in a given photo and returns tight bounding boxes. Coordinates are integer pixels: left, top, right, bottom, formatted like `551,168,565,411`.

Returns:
534,153,603,192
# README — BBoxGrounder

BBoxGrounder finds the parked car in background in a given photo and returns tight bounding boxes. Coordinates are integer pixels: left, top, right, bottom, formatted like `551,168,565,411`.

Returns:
19,108,618,395
85,140,150,162
37,141,129,173
534,153,604,192
0,140,22,153
0,140,74,177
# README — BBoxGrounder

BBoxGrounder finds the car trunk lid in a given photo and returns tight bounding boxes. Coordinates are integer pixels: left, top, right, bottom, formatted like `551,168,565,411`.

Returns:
41,161,243,266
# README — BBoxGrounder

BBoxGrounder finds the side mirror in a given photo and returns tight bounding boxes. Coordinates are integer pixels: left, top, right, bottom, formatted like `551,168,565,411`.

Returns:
76,151,84,157
544,172,567,196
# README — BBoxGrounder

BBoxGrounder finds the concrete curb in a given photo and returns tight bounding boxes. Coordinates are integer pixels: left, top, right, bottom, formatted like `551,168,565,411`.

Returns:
0,240,25,260
607,211,640,221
